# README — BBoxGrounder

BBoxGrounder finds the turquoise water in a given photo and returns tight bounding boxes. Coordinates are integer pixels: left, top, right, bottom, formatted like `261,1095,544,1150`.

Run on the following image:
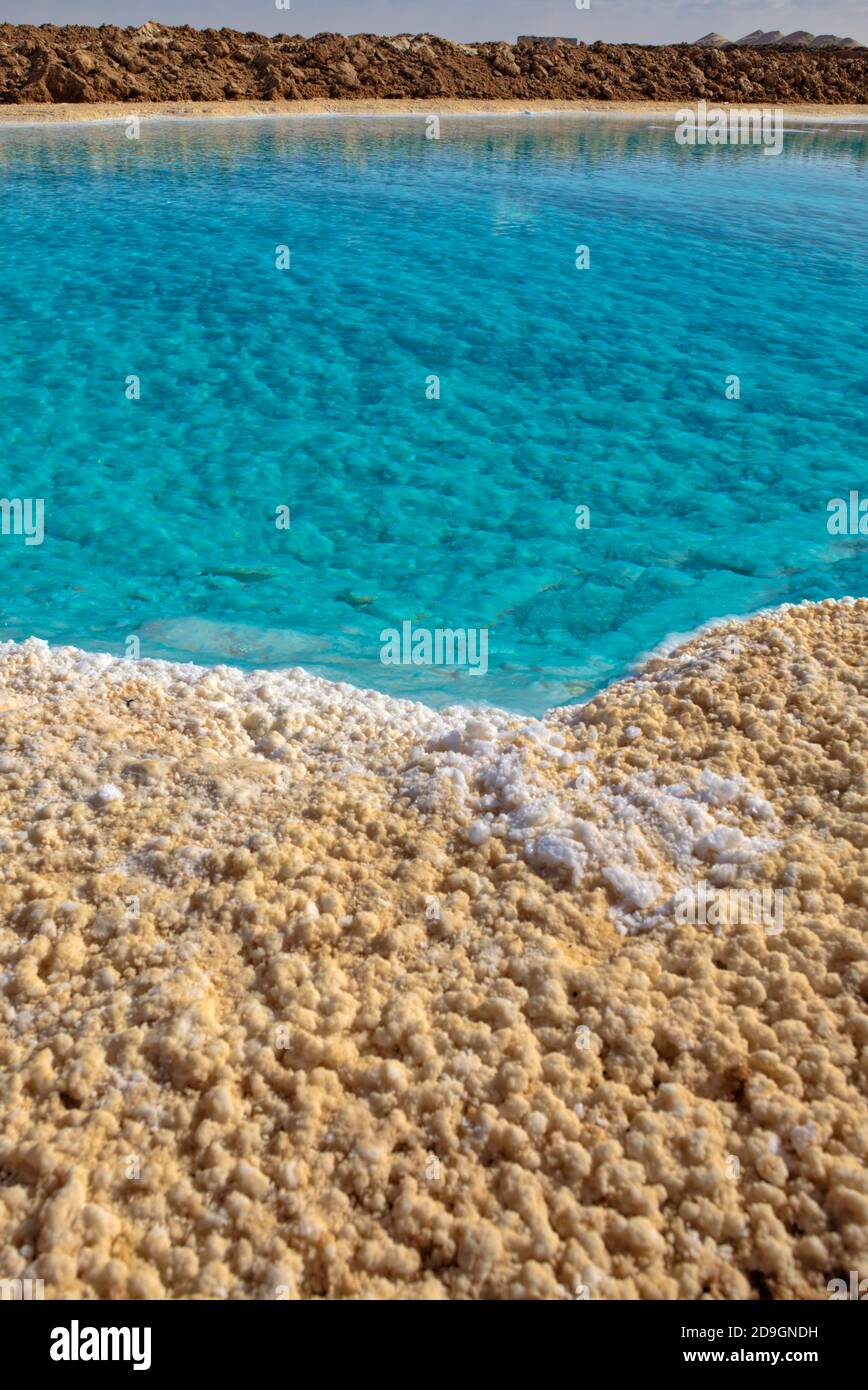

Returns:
0,115,866,713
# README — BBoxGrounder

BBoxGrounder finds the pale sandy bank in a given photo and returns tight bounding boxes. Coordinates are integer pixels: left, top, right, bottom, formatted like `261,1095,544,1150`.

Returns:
0,598,866,1299
0,98,866,125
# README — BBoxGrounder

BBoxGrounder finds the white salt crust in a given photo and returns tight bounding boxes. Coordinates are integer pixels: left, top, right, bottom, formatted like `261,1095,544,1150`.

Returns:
1,628,786,935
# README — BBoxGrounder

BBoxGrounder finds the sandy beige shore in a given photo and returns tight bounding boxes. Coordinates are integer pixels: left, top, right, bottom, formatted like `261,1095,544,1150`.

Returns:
0,598,866,1300
1,98,866,125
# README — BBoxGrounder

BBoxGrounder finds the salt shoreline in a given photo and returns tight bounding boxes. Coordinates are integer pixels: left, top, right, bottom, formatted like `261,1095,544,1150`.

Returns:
1,97,866,127
0,593,857,720
1,596,866,1299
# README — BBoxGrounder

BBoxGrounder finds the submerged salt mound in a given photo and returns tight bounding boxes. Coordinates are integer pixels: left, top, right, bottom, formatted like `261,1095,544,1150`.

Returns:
0,598,866,1300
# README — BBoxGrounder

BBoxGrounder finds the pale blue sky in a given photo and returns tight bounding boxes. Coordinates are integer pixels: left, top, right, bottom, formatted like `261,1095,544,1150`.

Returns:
2,1,864,44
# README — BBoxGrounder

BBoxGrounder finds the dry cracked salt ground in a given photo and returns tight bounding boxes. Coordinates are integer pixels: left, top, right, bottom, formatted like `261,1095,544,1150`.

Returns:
0,597,866,1300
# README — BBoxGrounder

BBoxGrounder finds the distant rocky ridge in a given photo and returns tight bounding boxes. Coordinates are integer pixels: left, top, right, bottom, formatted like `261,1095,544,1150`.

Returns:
0,23,865,105
517,37,579,49
696,31,863,49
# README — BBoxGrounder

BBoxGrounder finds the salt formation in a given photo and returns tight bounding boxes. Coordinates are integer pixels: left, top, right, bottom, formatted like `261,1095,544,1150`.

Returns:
0,598,866,1299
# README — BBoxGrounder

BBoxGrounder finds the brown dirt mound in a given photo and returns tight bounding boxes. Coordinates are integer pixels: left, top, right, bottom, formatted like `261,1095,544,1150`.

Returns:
0,24,865,106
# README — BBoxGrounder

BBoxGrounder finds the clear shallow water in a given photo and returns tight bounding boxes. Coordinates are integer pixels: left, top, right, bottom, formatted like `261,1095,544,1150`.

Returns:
0,114,866,714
